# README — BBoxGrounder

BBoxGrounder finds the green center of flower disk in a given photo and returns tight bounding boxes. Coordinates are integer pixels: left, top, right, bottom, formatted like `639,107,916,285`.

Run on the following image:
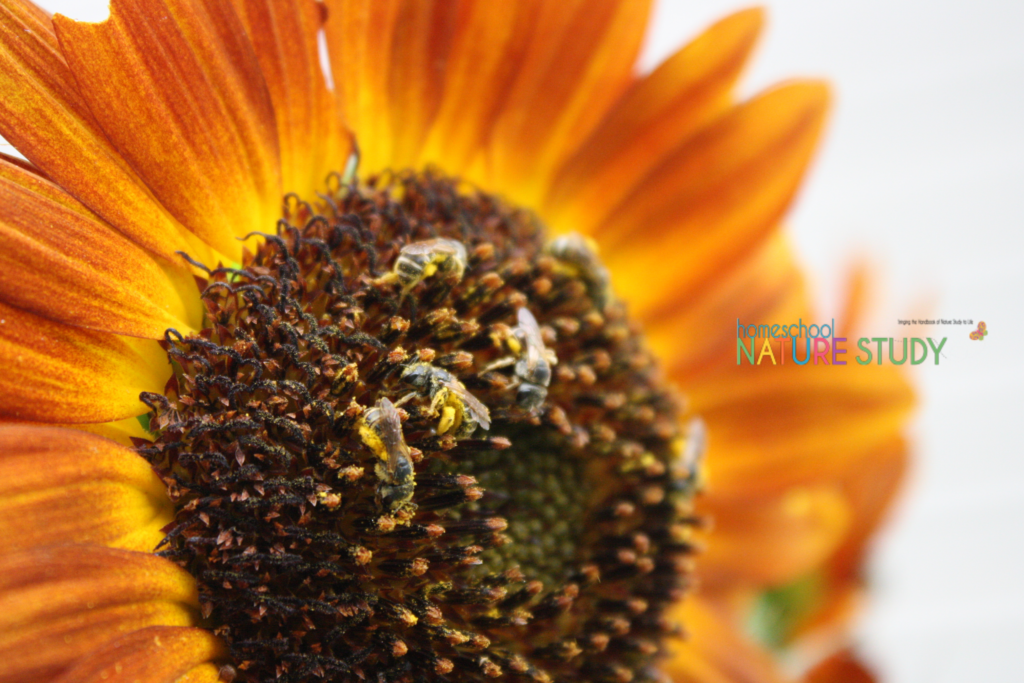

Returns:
138,171,702,683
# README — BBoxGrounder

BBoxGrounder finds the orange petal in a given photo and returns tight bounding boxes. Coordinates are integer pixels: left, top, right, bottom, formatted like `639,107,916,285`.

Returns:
480,0,653,204
0,425,172,553
0,0,207,262
0,301,168,423
689,364,914,498
664,598,788,683
543,8,765,234
0,156,202,339
52,626,226,683
231,0,353,197
322,0,401,172
383,1,463,168
646,234,809,381
698,487,852,590
803,650,876,683
0,545,200,683
53,0,282,259
598,82,830,317
417,2,542,173
825,437,909,584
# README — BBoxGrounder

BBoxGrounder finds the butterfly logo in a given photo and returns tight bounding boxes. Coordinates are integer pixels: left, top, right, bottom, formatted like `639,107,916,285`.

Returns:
969,321,988,340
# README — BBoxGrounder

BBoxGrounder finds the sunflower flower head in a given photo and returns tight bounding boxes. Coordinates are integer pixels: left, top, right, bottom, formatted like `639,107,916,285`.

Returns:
139,170,699,682
0,1,913,682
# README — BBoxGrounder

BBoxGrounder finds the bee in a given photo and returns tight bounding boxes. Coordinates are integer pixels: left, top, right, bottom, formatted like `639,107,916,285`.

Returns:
484,307,558,412
399,363,491,437
675,417,706,493
358,397,416,512
379,237,468,297
544,232,612,310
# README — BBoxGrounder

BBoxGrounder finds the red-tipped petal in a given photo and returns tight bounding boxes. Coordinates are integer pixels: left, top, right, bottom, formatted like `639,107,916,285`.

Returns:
53,0,282,260
0,157,202,339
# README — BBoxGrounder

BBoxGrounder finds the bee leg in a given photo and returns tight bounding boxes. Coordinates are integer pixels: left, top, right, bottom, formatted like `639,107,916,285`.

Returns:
436,405,457,435
392,392,418,408
429,389,448,417
481,356,515,373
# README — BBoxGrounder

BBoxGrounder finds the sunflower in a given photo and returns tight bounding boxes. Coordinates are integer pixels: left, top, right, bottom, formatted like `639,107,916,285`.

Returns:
0,2,913,683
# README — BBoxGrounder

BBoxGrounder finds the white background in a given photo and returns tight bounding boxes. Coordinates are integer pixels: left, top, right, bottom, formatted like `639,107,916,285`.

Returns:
644,2,1024,682
23,1,1024,681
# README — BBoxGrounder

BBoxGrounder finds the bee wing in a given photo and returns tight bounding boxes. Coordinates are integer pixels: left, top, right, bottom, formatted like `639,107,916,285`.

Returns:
442,379,491,430
517,308,545,349
377,398,411,476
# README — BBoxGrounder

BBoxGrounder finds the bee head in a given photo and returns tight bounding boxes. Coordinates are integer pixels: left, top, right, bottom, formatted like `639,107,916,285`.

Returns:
400,362,431,388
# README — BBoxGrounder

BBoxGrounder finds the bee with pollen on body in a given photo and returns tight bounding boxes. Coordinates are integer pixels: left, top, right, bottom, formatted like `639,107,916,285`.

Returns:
376,237,468,298
357,397,417,514
484,307,558,413
399,363,491,438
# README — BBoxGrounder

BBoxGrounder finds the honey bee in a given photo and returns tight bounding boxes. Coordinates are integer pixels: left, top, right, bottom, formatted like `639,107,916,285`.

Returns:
379,237,468,296
544,232,612,310
358,397,416,512
484,307,558,412
399,363,491,437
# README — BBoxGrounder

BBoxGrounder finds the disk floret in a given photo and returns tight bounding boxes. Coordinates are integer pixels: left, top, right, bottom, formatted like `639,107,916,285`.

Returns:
139,172,702,683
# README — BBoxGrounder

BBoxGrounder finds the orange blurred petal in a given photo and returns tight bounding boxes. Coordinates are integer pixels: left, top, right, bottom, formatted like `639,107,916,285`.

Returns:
481,0,652,204
52,626,225,683
0,545,200,683
698,487,851,590
665,598,788,683
231,0,353,197
647,234,809,380
544,8,765,235
0,425,172,552
0,302,167,423
52,0,282,259
691,365,913,498
599,82,830,316
0,157,201,339
802,650,876,683
0,0,203,261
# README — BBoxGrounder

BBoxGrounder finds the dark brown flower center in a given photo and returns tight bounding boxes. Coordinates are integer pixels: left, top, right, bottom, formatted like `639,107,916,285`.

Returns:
138,171,701,683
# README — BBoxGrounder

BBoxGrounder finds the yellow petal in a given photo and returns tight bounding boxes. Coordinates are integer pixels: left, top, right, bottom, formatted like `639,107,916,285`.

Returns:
0,0,206,262
599,82,830,316
231,0,353,197
52,0,282,260
543,8,765,234
0,425,172,552
0,302,168,423
0,157,202,339
0,545,199,683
